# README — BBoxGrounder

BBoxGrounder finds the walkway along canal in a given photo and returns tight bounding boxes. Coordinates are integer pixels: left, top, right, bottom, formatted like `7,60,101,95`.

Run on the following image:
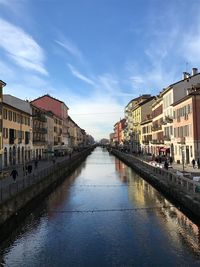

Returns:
0,147,200,266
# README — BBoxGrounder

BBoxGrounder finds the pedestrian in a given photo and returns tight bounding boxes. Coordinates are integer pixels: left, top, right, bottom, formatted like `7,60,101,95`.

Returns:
192,159,196,169
34,159,38,169
197,158,200,169
28,164,32,174
52,157,56,164
23,165,28,176
164,160,169,170
10,169,18,182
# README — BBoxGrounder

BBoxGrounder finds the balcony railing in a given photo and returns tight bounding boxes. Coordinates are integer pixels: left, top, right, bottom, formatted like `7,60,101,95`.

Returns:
177,137,185,144
152,125,162,131
163,135,171,141
151,139,164,144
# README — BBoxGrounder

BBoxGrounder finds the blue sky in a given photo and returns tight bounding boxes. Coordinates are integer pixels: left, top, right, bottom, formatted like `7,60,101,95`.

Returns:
0,0,200,140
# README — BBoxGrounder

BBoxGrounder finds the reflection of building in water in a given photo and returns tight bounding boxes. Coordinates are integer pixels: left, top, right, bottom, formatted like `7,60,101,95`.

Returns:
47,162,85,218
116,160,200,254
127,172,160,206
156,205,200,251
115,158,127,182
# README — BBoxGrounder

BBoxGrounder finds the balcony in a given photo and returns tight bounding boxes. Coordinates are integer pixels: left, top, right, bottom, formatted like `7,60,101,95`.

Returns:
142,140,150,145
163,135,171,141
33,126,47,134
177,137,185,144
165,116,173,123
152,125,162,131
33,139,46,144
151,139,164,144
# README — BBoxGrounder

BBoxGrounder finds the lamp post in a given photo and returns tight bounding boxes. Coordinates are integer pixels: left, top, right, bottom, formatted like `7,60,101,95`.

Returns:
182,146,185,172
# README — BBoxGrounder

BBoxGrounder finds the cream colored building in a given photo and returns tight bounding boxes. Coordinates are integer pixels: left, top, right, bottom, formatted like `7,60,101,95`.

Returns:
151,94,164,156
3,95,32,167
131,96,154,152
141,118,152,154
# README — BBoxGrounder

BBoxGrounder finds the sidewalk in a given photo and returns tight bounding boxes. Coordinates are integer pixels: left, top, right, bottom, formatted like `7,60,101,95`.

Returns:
170,162,200,176
126,152,200,178
0,154,72,189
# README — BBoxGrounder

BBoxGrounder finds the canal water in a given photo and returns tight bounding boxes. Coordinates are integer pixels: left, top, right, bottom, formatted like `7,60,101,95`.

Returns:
0,147,200,266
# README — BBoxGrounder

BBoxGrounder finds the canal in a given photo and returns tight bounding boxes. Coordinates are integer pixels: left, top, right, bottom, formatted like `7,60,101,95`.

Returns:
0,147,200,266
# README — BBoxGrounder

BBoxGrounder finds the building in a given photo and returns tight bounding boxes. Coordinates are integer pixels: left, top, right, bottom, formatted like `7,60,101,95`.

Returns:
31,104,47,159
172,85,200,165
160,67,200,158
31,94,69,150
3,95,32,168
141,116,152,154
151,94,164,156
113,119,126,146
124,95,152,152
0,80,6,170
131,96,155,152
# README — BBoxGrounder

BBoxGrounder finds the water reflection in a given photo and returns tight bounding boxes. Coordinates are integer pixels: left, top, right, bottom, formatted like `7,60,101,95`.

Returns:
115,158,200,257
1,148,200,266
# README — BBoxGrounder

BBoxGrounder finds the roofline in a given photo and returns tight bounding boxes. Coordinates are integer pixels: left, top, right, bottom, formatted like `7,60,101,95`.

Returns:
161,72,200,97
0,80,6,87
31,94,69,110
3,102,31,115
172,91,200,107
132,96,155,111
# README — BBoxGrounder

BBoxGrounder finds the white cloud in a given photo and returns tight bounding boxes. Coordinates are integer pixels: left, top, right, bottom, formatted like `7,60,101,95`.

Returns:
68,95,124,140
55,39,83,62
0,18,48,75
68,64,95,85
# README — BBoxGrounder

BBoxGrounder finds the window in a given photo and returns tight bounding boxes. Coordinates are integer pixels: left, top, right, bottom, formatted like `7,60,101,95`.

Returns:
8,110,12,121
3,128,8,138
13,112,17,122
17,114,21,123
3,108,7,119
190,146,193,157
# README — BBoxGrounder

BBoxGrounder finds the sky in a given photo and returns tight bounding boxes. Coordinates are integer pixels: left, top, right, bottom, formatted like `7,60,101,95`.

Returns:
0,0,200,140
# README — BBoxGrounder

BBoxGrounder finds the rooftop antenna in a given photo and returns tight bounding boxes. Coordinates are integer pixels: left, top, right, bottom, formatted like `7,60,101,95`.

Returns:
185,62,189,73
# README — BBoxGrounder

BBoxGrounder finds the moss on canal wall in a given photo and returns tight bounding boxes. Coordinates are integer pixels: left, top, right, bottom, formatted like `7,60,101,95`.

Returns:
112,150,200,223
0,148,94,243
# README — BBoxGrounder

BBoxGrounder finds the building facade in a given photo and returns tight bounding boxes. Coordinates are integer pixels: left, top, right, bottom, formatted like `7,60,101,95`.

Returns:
3,95,32,168
172,86,200,165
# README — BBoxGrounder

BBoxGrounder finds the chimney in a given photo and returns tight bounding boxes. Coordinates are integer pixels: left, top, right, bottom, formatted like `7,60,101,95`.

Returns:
192,67,198,76
183,72,190,80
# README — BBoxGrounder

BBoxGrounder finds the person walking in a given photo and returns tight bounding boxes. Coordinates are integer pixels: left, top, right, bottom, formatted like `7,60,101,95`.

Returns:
192,159,196,169
10,169,18,182
164,160,169,170
197,158,200,169
34,159,38,169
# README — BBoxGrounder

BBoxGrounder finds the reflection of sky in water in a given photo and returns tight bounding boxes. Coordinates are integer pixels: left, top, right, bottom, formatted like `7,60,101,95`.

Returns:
1,147,200,267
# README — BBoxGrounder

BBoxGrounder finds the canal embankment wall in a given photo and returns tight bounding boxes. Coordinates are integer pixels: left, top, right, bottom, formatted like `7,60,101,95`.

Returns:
0,147,94,242
111,149,200,222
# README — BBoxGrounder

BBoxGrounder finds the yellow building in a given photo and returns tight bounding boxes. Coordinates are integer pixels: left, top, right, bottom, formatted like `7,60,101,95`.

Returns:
0,80,6,170
131,96,154,152
3,95,32,167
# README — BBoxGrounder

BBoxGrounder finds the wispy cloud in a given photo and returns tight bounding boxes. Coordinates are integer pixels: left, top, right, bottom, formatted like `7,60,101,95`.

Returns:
55,38,84,62
0,18,48,75
68,64,95,85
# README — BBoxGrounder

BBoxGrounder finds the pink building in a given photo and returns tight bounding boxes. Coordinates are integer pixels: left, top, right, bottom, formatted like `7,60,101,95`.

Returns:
31,94,69,146
113,118,126,145
172,86,200,164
